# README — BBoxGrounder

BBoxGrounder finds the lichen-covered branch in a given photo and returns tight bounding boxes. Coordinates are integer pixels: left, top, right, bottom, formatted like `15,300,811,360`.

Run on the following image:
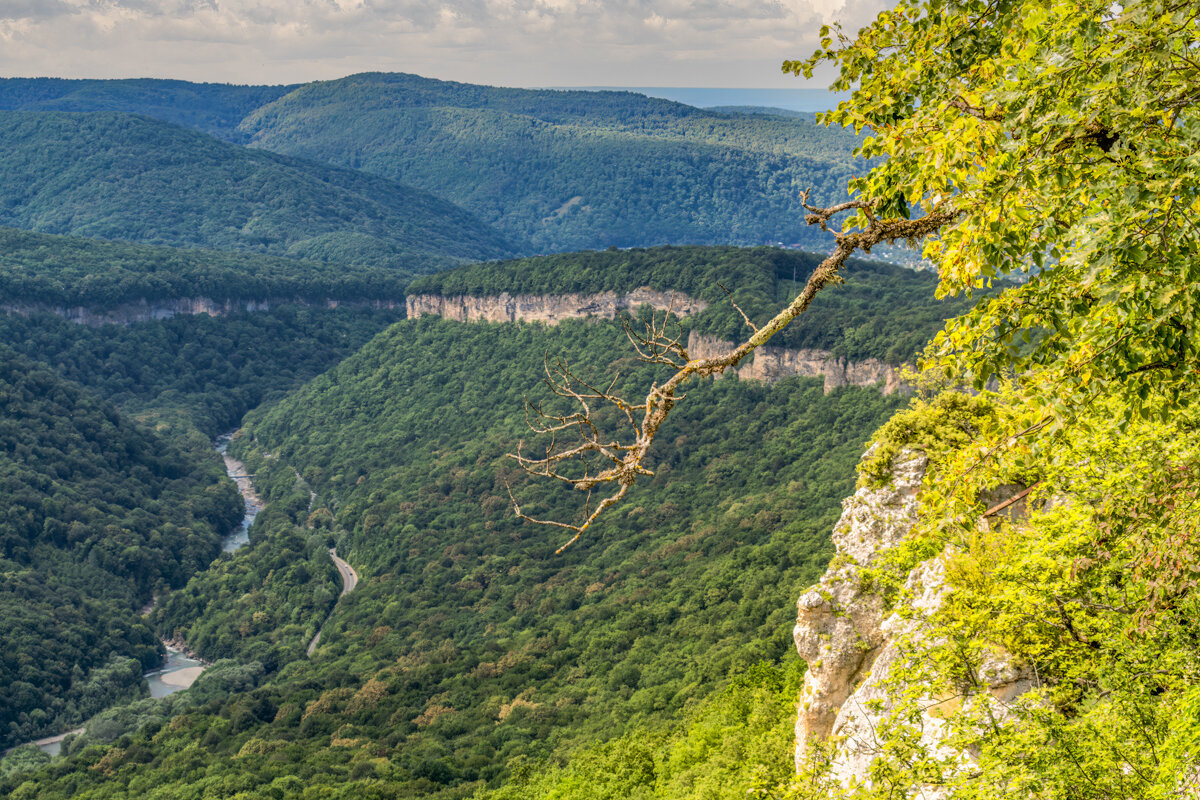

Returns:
509,195,959,551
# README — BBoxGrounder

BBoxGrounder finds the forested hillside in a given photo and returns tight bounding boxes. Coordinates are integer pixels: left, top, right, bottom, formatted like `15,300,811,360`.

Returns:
409,246,971,364
0,228,409,310
0,230,410,755
0,77,295,143
0,306,402,437
0,312,904,798
238,73,864,251
0,111,513,271
0,74,864,255
0,347,241,749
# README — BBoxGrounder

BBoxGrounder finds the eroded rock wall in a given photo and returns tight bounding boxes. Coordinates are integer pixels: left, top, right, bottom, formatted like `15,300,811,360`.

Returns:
793,449,1035,787
408,292,905,393
405,288,707,324
0,297,403,326
688,331,904,394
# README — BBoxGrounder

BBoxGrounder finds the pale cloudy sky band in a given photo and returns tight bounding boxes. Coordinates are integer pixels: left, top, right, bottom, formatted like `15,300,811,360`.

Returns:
0,0,885,88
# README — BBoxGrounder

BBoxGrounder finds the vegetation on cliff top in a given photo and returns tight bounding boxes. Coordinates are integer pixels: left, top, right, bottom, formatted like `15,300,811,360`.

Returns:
0,228,410,309
409,246,972,365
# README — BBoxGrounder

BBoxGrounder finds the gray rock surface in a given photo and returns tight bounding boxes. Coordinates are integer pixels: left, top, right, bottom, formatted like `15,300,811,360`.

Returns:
793,448,1035,789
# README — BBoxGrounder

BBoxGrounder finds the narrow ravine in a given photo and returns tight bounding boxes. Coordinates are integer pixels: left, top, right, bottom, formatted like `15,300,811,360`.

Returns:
19,432,263,756
215,433,265,552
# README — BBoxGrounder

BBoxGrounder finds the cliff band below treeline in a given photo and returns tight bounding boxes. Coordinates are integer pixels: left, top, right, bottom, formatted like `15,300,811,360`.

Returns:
407,290,906,394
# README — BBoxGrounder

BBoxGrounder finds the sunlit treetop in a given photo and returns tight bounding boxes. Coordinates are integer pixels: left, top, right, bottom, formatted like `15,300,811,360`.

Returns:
789,0,1200,428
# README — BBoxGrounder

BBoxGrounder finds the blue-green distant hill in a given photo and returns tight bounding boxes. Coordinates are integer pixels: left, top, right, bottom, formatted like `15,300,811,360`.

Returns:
239,73,865,252
0,77,294,142
0,74,866,255
0,110,514,273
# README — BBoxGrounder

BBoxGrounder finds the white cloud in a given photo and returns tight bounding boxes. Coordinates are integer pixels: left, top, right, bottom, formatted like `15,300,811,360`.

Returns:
0,0,882,86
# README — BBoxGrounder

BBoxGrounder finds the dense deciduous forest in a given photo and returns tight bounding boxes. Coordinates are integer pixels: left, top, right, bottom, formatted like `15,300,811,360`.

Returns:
0,259,407,751
0,73,868,254
0,77,296,143
0,347,240,749
0,306,403,436
0,228,412,309
0,314,904,798
0,110,513,269
239,73,866,251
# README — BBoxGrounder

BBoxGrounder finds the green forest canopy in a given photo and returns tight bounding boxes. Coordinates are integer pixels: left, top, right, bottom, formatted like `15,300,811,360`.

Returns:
0,228,410,309
239,72,867,252
0,346,241,750
0,110,513,271
0,314,904,798
0,74,868,255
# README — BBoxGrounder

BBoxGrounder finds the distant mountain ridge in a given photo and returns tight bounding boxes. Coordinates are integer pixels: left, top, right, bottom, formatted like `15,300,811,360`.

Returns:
0,73,865,255
0,110,513,273
239,73,864,252
0,77,295,142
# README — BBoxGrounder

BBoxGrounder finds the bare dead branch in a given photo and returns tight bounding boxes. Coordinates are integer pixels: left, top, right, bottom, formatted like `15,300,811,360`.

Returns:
507,197,961,550
718,282,760,334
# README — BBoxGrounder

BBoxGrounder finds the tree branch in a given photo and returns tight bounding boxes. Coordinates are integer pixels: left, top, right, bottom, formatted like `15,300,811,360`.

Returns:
508,197,960,550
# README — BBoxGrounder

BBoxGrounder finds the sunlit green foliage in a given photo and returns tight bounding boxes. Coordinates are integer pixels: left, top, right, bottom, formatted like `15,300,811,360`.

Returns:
483,660,805,800
765,0,1200,792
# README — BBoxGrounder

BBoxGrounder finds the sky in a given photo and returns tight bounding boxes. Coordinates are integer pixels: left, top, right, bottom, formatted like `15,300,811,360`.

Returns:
0,0,887,88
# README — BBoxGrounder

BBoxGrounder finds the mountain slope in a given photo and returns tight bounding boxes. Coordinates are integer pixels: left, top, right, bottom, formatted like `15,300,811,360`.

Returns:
237,72,864,252
0,77,295,143
0,311,904,797
0,347,240,749
0,110,513,271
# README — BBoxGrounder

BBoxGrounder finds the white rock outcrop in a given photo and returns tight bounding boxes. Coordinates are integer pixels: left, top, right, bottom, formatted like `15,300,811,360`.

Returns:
408,291,905,394
686,331,904,395
793,449,928,765
793,449,1035,788
405,288,707,325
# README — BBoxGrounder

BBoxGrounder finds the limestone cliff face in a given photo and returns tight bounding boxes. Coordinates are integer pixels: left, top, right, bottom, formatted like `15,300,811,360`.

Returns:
0,297,402,326
793,449,928,766
793,449,1034,787
408,291,905,394
687,331,904,395
405,288,708,324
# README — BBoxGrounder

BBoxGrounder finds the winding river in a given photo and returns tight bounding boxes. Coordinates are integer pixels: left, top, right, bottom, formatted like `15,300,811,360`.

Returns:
13,434,264,757
140,434,264,701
